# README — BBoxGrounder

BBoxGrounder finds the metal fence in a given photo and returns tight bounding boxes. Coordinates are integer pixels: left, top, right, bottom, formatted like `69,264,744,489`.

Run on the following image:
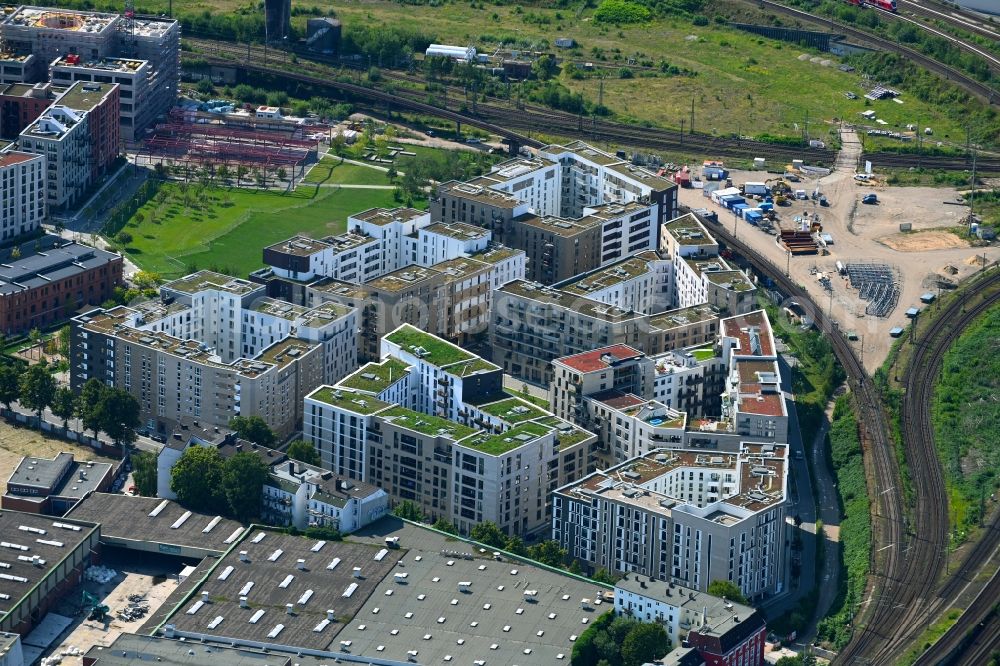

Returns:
846,263,899,317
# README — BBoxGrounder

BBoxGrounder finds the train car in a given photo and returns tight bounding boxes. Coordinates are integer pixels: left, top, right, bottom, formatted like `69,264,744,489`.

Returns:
844,0,897,11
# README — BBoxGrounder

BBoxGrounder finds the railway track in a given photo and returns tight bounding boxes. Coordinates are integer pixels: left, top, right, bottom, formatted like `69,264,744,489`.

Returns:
897,0,1000,51
740,1,999,103
703,212,1000,663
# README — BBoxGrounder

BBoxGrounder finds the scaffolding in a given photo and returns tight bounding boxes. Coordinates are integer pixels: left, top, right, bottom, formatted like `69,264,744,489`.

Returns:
845,263,899,318
135,113,318,182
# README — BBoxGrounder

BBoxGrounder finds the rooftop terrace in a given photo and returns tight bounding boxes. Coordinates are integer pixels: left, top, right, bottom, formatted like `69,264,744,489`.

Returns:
384,324,476,368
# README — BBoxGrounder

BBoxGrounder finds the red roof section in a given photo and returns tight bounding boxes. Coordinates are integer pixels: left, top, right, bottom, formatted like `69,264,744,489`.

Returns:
722,310,774,357
591,389,646,410
557,344,642,373
737,388,785,416
0,151,38,167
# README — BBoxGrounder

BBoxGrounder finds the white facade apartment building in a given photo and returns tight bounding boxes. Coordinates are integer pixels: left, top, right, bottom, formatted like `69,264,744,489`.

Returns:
0,150,44,243
553,442,788,601
264,459,388,532
468,155,562,216
19,105,88,209
554,251,673,316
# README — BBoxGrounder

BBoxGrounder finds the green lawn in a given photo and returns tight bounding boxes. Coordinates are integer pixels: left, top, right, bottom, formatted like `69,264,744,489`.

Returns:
118,183,396,278
304,158,394,186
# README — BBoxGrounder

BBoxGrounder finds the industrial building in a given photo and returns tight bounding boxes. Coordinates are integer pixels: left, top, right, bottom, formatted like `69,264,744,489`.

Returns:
0,510,100,635
157,521,605,664
70,271,358,438
0,235,122,335
16,80,119,211
303,324,596,537
0,5,180,140
553,442,789,601
615,574,766,666
1,452,115,515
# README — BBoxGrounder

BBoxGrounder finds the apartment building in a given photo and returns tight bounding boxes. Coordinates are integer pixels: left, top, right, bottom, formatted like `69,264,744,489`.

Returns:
553,442,788,601
433,142,676,284
0,150,44,243
16,80,118,210
490,279,719,386
660,213,757,315
70,271,357,438
0,235,122,334
555,251,673,315
0,6,180,139
302,325,597,537
0,81,59,139
614,575,766,666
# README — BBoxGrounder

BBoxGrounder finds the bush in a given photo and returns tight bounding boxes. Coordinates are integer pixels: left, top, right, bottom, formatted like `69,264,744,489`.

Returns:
593,0,651,24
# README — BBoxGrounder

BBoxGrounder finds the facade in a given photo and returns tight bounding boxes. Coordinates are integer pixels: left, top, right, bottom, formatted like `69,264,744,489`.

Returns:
1,452,114,515
491,279,720,386
70,271,357,438
434,142,677,284
0,150,44,243
615,574,766,666
303,324,597,537
0,6,180,140
553,443,788,601
16,80,119,210
0,235,122,334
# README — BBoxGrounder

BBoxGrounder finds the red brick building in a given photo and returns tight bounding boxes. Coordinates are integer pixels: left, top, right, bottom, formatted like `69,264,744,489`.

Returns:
0,235,122,334
685,610,767,666
0,82,58,140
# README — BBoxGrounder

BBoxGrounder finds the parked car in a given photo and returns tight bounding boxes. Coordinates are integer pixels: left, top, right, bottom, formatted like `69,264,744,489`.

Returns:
862,193,878,205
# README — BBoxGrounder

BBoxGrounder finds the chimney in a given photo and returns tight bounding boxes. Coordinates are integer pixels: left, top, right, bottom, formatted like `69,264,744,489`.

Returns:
326,609,335,620
201,592,209,603
352,567,362,579
288,461,296,474
286,603,294,615
296,559,306,571
239,550,248,562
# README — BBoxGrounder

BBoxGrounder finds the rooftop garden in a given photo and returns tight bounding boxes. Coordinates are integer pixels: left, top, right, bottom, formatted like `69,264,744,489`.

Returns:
689,346,717,362
480,396,549,423
460,421,551,456
385,324,475,368
339,357,411,394
308,387,390,415
380,406,477,440
445,357,501,377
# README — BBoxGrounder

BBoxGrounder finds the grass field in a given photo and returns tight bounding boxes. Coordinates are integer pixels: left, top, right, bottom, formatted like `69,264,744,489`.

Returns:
321,0,966,142
119,183,397,278
303,158,393,185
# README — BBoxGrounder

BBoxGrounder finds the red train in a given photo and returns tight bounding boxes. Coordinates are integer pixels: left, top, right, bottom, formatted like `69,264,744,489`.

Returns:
845,0,897,11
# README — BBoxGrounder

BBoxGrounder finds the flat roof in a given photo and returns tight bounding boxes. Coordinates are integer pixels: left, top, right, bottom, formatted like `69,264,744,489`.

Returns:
439,180,521,208
0,236,120,296
498,280,638,322
379,405,477,441
53,56,147,74
423,221,489,241
722,310,775,357
6,452,112,500
664,213,716,246
648,304,720,331
264,235,331,257
555,344,643,374
338,357,411,394
307,386,392,415
0,510,98,615
3,6,117,33
367,264,439,292
83,633,322,666
384,324,485,370
68,493,246,554
334,520,606,664
0,150,40,167
350,206,426,227
459,420,551,455
164,270,258,296
478,395,550,424
616,573,757,637
164,529,398,651
557,255,659,296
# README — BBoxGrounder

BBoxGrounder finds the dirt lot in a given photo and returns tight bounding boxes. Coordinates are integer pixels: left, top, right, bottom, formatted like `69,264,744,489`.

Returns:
680,129,1000,371
42,552,183,665
0,422,118,494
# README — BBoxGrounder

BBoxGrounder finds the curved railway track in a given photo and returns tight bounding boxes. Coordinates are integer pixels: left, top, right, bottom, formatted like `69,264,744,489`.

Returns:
703,216,1000,663
897,0,1000,52
740,0,998,103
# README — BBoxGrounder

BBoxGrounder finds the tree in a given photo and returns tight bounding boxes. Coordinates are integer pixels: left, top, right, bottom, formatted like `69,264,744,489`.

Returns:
707,579,748,604
286,440,320,466
28,328,41,360
621,623,670,666
51,387,76,430
116,231,133,245
528,540,567,567
229,415,276,446
392,500,424,521
171,446,225,512
276,167,287,182
57,326,71,357
504,535,527,556
432,518,457,534
591,569,622,585
217,164,231,181
532,54,558,80
132,450,158,496
236,165,249,187
78,378,107,438
132,271,162,291
196,78,214,94
19,364,55,423
97,388,141,447
470,521,505,548
223,451,269,521
0,365,20,411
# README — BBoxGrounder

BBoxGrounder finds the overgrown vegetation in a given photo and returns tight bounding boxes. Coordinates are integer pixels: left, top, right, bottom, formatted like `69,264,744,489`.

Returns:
815,395,871,650
571,611,671,666
931,305,1000,542
593,0,651,25
898,608,963,666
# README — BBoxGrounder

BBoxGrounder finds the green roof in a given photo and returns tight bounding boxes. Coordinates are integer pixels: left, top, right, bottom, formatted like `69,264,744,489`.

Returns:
480,396,549,424
444,357,501,376
690,346,717,362
459,421,550,456
385,324,475,368
379,406,477,440
340,357,411,394
308,386,391,415
532,416,595,450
